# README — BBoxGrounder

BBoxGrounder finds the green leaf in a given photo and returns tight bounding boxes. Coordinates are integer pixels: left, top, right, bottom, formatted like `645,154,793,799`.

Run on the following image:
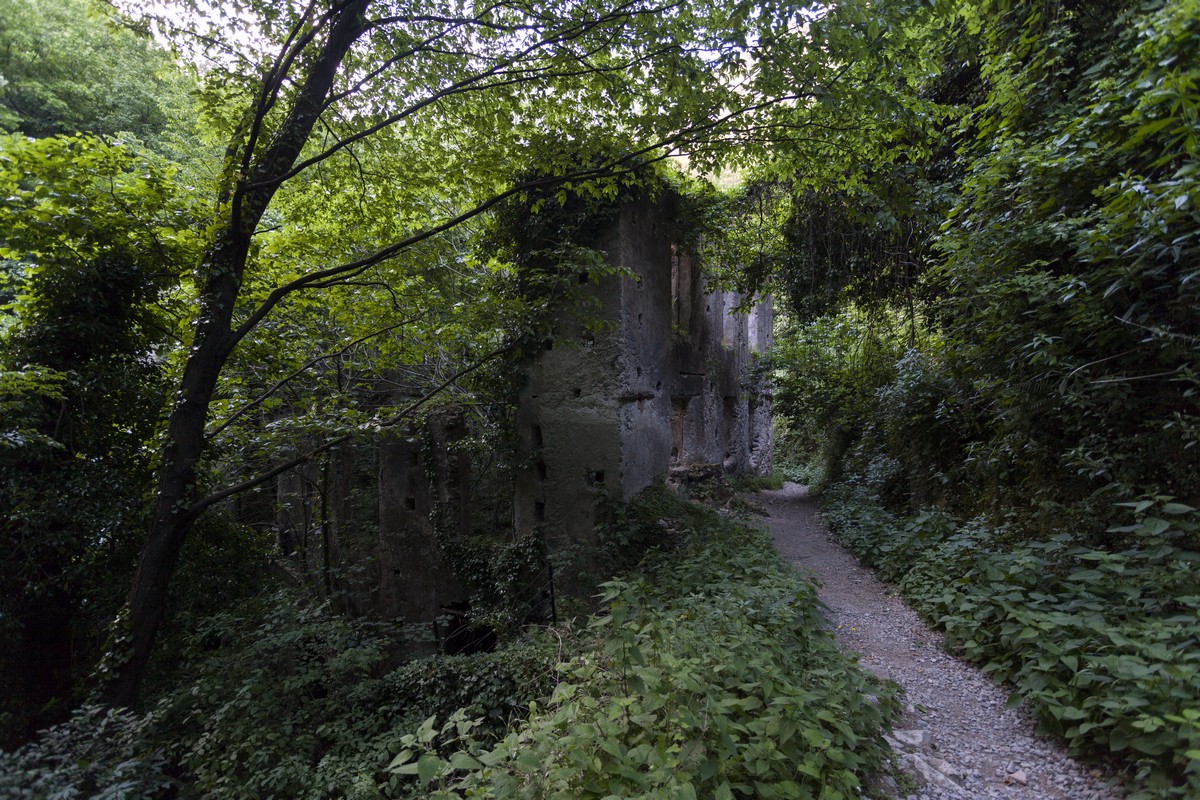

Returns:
417,754,442,785
449,753,482,771
387,749,415,770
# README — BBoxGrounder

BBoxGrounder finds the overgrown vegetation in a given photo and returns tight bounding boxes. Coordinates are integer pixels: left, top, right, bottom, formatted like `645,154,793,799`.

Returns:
389,488,898,799
824,488,1200,798
767,2,1200,797
0,489,898,799
1,588,564,799
4,0,1196,795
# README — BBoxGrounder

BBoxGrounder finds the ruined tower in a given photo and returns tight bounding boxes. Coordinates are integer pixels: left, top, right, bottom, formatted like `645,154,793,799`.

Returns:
515,197,773,548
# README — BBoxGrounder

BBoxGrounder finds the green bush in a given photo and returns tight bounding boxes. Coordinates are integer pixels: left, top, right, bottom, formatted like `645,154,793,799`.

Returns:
146,592,560,800
731,471,787,492
0,705,171,799
390,497,899,799
825,485,1200,799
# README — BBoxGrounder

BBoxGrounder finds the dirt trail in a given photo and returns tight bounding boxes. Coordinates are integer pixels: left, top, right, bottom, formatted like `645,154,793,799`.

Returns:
757,482,1125,800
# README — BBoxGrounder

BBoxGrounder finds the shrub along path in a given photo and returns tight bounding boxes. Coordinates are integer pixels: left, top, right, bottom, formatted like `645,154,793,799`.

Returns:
757,482,1125,800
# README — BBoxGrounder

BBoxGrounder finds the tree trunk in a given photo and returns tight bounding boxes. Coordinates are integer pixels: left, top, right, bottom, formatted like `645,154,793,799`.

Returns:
100,236,242,708
100,0,370,709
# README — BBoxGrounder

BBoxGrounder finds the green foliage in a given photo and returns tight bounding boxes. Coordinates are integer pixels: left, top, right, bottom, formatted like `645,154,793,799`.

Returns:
578,484,718,593
731,471,787,493
0,489,895,799
777,168,943,324
437,530,548,632
772,306,928,493
0,0,195,148
929,0,1200,512
692,181,793,298
88,0,977,708
147,591,559,800
825,485,1200,798
390,495,898,799
773,0,1200,520
767,7,1200,798
869,349,977,508
0,704,172,800
0,133,202,739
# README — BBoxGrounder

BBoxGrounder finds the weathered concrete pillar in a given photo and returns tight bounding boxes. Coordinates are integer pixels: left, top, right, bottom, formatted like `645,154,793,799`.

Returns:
516,195,775,549
377,410,469,641
427,407,473,544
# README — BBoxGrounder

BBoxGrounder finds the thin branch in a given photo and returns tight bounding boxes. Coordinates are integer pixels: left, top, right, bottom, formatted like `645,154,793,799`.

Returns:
322,24,461,108
1091,368,1186,385
189,343,513,516
230,0,370,231
247,1,683,191
1063,349,1139,380
1113,314,1200,346
240,0,327,179
229,91,805,350
206,316,422,440
366,11,521,34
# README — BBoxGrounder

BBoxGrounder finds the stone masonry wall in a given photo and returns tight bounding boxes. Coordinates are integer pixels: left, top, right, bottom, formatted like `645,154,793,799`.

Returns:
516,197,773,546
272,196,773,625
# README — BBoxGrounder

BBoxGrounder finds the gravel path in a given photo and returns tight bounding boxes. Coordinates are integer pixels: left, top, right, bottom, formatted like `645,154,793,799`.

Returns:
756,483,1126,800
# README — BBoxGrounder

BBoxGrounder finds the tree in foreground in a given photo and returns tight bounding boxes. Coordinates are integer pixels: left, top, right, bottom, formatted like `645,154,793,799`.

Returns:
88,0,948,707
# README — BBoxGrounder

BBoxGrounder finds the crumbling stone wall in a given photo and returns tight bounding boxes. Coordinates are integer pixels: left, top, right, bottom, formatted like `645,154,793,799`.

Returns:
516,197,773,547
270,196,773,626
274,409,470,639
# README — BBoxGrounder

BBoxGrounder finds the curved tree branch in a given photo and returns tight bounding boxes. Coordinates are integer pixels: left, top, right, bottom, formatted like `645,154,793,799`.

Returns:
206,315,423,440
189,342,514,516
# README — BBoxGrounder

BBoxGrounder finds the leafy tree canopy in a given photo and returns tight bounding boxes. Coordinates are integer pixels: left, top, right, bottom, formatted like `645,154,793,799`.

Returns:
76,0,963,708
0,0,196,147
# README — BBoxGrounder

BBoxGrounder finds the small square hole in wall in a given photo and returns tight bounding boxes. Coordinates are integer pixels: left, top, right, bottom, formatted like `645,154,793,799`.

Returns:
543,338,554,351
534,501,546,522
588,470,606,486
573,387,582,397
405,497,417,511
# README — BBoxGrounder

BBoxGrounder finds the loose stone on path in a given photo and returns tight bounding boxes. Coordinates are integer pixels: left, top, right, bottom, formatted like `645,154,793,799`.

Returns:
757,482,1126,800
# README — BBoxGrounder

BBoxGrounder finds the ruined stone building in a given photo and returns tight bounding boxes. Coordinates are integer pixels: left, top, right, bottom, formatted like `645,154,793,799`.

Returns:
272,195,773,637
513,197,774,549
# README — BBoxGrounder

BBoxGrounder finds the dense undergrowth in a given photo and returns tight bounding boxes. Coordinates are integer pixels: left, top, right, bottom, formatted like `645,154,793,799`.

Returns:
0,603,562,800
823,484,1200,799
765,2,1200,796
0,487,897,799
389,488,898,799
